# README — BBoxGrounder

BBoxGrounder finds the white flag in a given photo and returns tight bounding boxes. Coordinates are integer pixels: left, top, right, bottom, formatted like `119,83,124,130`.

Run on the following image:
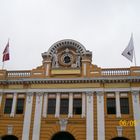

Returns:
122,34,134,62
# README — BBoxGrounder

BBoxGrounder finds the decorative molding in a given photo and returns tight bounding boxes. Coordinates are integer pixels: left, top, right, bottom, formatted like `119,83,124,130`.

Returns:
59,118,68,131
86,92,92,103
1,87,140,94
116,126,123,137
7,125,13,135
27,92,34,103
1,76,140,85
132,91,139,103
96,92,104,103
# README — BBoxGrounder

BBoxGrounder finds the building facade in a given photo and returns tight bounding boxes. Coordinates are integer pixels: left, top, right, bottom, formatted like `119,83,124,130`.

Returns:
0,39,140,140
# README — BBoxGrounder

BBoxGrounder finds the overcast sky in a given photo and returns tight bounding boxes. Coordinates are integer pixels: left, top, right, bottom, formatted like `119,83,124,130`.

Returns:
0,0,140,70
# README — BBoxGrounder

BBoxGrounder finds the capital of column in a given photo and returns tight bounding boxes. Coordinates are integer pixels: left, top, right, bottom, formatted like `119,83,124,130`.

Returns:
96,91,104,96
26,92,34,96
132,90,139,95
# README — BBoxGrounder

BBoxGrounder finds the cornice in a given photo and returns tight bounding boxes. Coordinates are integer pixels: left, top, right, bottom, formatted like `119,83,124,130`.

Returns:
0,76,140,85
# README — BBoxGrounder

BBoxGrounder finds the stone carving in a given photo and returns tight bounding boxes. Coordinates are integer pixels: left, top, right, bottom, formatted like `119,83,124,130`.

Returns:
52,50,59,68
59,118,68,131
7,125,13,135
75,50,81,68
116,126,123,137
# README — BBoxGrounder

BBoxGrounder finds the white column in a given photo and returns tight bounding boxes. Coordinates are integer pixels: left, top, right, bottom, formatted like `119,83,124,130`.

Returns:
10,93,17,117
55,93,60,118
82,92,86,118
68,93,73,118
42,93,48,118
83,63,87,76
97,92,105,140
115,91,121,118
32,93,43,140
132,91,140,140
86,92,94,140
46,63,50,76
22,93,33,140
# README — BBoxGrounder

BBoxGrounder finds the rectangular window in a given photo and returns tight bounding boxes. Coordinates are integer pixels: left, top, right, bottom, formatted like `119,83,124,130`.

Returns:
4,98,13,114
16,98,24,114
60,99,69,114
107,98,116,114
73,98,82,114
120,98,129,114
47,99,56,114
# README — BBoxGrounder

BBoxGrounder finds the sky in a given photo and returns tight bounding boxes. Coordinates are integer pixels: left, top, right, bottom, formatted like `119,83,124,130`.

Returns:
0,0,140,70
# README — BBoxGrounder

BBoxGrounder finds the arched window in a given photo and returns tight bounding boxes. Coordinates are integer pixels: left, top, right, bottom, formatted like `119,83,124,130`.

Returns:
51,131,75,140
1,135,18,140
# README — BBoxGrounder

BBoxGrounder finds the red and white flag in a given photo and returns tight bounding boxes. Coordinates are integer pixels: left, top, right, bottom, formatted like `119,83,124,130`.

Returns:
2,41,10,62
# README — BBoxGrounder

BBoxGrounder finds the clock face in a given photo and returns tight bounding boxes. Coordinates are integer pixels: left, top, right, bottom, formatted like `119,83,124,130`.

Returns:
63,55,71,63
60,53,74,66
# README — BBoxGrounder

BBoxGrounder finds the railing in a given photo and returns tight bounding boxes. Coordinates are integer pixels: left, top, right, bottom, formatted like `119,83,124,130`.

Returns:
7,70,31,78
101,68,130,76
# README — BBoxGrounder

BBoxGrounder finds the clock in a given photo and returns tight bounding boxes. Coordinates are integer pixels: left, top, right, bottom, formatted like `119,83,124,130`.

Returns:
60,53,74,66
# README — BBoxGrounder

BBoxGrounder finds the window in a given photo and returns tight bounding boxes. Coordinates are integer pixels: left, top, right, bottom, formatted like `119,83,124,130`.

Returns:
4,98,13,114
73,98,82,114
47,99,56,114
120,98,129,114
60,99,69,114
107,98,116,114
16,98,24,114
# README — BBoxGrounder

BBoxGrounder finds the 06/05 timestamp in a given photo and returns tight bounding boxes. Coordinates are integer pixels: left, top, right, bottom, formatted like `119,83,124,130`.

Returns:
119,120,140,127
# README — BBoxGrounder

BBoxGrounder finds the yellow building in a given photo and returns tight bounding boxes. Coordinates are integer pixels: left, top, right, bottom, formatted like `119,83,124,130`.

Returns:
0,39,140,140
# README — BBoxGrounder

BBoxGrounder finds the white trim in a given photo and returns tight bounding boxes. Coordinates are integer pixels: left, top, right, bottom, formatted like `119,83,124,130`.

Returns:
22,93,33,140
82,92,86,118
68,93,73,118
97,92,105,140
55,93,60,117
132,91,140,140
86,92,93,140
10,93,17,117
1,87,140,93
42,93,48,118
32,93,43,140
116,92,121,118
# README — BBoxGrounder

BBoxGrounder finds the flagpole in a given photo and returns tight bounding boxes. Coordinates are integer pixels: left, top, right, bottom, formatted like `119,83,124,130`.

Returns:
2,62,5,70
133,46,137,66
132,33,137,66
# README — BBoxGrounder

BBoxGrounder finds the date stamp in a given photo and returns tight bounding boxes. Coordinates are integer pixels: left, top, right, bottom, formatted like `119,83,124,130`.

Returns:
119,120,140,127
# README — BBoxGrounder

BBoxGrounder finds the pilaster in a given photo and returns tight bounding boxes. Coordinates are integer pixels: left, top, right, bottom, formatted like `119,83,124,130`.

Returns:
132,91,140,140
97,92,105,140
32,93,43,140
86,92,94,140
22,92,33,140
